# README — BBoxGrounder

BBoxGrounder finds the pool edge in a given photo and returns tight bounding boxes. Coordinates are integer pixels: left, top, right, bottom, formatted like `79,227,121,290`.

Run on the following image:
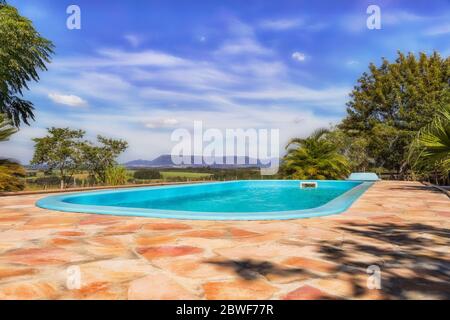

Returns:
36,180,374,221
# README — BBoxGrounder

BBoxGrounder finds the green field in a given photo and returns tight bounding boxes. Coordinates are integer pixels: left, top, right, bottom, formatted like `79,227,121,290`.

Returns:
159,171,213,179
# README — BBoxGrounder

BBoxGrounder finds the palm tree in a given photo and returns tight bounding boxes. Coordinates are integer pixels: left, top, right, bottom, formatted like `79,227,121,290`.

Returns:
281,128,351,180
0,113,24,191
408,105,450,183
0,113,17,141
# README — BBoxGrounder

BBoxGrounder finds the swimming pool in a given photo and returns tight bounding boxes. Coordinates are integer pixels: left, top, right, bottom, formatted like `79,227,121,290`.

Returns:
37,180,372,220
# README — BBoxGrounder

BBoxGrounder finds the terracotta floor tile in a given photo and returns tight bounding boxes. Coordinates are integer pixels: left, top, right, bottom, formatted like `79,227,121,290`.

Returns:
0,181,448,299
283,285,335,300
128,274,199,300
203,279,277,300
137,245,203,260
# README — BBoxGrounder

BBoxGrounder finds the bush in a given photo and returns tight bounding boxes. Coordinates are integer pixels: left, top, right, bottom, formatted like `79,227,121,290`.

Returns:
0,159,25,191
32,176,61,186
105,166,130,186
164,176,186,182
26,171,37,177
133,169,161,180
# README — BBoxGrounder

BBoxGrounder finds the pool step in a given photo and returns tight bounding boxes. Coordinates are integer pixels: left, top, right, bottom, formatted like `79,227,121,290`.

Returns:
300,182,318,189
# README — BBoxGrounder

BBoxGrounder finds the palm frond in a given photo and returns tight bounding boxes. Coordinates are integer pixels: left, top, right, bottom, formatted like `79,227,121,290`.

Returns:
0,113,17,141
408,105,450,173
281,128,350,180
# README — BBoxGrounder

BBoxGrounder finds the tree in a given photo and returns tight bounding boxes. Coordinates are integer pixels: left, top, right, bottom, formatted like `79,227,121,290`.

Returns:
31,128,85,188
0,3,54,126
341,51,450,172
325,128,372,171
0,112,24,191
408,105,450,183
81,136,128,183
281,128,351,180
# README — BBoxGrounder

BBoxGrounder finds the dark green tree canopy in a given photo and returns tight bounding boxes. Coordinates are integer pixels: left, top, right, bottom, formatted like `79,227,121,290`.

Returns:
31,128,128,188
0,3,54,126
31,128,85,188
340,51,450,171
81,136,129,183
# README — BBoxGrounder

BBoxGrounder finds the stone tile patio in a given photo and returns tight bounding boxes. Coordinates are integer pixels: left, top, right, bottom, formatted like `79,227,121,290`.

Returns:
0,181,448,300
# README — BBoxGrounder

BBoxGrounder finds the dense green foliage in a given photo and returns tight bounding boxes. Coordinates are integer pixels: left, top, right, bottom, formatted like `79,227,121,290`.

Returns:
0,3,53,126
281,129,351,180
408,105,450,183
0,111,24,191
341,52,450,173
105,166,130,186
133,169,161,180
0,113,16,141
325,128,371,171
81,136,128,183
31,128,128,188
0,158,25,191
31,128,85,188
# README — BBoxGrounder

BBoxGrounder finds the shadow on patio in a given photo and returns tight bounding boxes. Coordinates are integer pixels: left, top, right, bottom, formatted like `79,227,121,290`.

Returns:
205,222,450,299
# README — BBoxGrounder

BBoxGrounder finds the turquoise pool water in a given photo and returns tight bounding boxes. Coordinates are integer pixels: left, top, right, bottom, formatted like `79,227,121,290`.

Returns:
36,180,372,220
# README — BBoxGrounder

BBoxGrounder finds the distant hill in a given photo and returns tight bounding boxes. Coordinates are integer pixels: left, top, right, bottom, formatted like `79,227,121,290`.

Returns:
123,154,277,168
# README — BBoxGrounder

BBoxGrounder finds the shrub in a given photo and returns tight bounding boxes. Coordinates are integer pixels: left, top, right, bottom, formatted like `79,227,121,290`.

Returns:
133,169,161,180
0,159,26,191
33,176,61,186
105,166,130,186
26,171,37,177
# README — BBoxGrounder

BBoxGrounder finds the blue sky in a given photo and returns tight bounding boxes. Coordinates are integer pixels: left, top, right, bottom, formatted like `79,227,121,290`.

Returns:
3,0,450,163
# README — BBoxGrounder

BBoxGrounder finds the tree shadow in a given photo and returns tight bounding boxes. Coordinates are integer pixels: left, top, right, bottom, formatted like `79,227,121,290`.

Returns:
205,258,309,280
317,222,450,299
204,222,449,299
387,185,442,194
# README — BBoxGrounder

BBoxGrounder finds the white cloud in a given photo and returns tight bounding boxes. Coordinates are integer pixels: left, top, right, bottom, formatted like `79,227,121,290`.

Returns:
259,18,303,30
124,34,144,47
383,11,428,25
48,93,87,107
292,52,306,62
6,16,351,163
424,24,450,36
215,17,273,56
230,60,286,78
54,49,188,68
98,49,188,67
130,64,239,90
346,60,359,66
2,102,340,164
216,38,272,56
231,85,349,108
145,118,179,129
41,72,133,104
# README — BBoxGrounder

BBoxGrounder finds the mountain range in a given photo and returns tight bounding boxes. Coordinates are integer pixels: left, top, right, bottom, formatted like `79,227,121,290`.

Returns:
123,154,278,168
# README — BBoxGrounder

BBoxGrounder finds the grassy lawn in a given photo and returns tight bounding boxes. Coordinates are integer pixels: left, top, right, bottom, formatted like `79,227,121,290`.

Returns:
160,171,213,179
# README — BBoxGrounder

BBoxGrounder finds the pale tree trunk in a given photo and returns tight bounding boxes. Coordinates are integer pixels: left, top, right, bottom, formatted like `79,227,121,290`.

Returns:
60,168,65,189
